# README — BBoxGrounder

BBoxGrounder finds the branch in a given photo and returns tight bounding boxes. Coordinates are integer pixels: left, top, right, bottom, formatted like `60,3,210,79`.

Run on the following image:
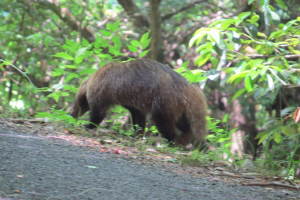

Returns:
164,22,204,57
117,0,149,28
34,0,95,43
162,0,205,21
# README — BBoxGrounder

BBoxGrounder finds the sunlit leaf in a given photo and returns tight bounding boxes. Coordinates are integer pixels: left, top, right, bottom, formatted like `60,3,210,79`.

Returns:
275,0,287,9
44,36,54,47
238,12,251,21
130,40,140,47
266,74,274,91
52,52,74,60
232,88,246,101
138,50,150,58
273,132,282,143
82,38,89,47
209,29,220,43
35,112,53,118
75,47,87,58
127,44,139,52
101,30,111,37
222,113,229,123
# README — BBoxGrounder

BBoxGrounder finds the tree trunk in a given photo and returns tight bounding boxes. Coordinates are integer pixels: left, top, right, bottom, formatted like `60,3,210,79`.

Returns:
149,0,163,63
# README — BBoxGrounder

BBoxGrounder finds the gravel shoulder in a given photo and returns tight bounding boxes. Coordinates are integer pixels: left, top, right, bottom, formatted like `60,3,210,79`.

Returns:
0,126,299,200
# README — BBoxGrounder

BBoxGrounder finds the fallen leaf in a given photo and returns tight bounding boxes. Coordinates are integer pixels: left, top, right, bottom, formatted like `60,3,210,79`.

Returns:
117,150,130,155
15,190,21,193
104,140,113,144
93,141,100,145
145,148,158,153
100,149,109,152
86,166,98,169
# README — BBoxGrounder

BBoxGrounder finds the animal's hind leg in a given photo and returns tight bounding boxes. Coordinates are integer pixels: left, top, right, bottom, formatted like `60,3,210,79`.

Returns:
151,107,177,143
124,106,146,135
85,104,108,129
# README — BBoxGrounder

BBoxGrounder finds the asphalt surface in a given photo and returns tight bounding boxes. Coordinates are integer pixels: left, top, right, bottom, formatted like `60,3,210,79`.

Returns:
0,126,298,200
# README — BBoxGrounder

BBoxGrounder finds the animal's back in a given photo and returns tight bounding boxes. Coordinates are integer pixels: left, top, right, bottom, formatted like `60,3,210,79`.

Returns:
87,59,190,114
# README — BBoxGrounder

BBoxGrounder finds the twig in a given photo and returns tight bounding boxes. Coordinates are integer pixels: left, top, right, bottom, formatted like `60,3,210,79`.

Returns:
162,0,205,21
242,181,300,189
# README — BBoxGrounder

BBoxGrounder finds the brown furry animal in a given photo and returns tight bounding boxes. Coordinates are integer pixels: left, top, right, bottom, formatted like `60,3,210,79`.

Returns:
71,59,207,149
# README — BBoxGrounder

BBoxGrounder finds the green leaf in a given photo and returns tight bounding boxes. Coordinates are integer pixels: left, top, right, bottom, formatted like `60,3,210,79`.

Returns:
111,35,121,50
101,30,112,37
79,68,96,75
227,70,249,84
94,41,101,48
238,12,251,21
138,50,150,58
209,29,220,43
244,23,258,38
189,29,208,47
266,74,274,91
64,65,77,69
221,19,234,29
270,11,280,26
194,52,211,67
140,31,150,44
283,20,297,31
52,52,74,60
196,43,212,53
75,47,87,58
275,0,286,9
231,88,246,101
27,33,43,45
112,21,119,32
181,61,189,69
281,125,297,137
232,31,241,44
47,92,60,102
142,39,151,50
222,113,229,123
65,73,79,83
35,112,53,118
127,44,139,52
106,23,114,31
63,85,72,90
258,133,269,145
82,38,89,47
51,68,65,76
44,36,54,47
75,56,83,64
255,130,271,140
273,132,282,143
52,84,65,90
140,31,151,49
130,40,140,47
61,92,69,97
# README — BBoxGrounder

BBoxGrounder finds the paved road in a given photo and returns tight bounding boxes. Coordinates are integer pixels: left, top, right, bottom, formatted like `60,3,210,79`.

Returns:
0,127,298,200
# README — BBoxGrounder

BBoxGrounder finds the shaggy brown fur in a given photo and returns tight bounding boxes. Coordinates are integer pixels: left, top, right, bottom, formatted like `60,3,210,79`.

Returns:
71,59,208,149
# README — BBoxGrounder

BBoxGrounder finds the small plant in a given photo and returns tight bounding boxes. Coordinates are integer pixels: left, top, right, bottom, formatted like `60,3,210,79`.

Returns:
206,113,236,155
